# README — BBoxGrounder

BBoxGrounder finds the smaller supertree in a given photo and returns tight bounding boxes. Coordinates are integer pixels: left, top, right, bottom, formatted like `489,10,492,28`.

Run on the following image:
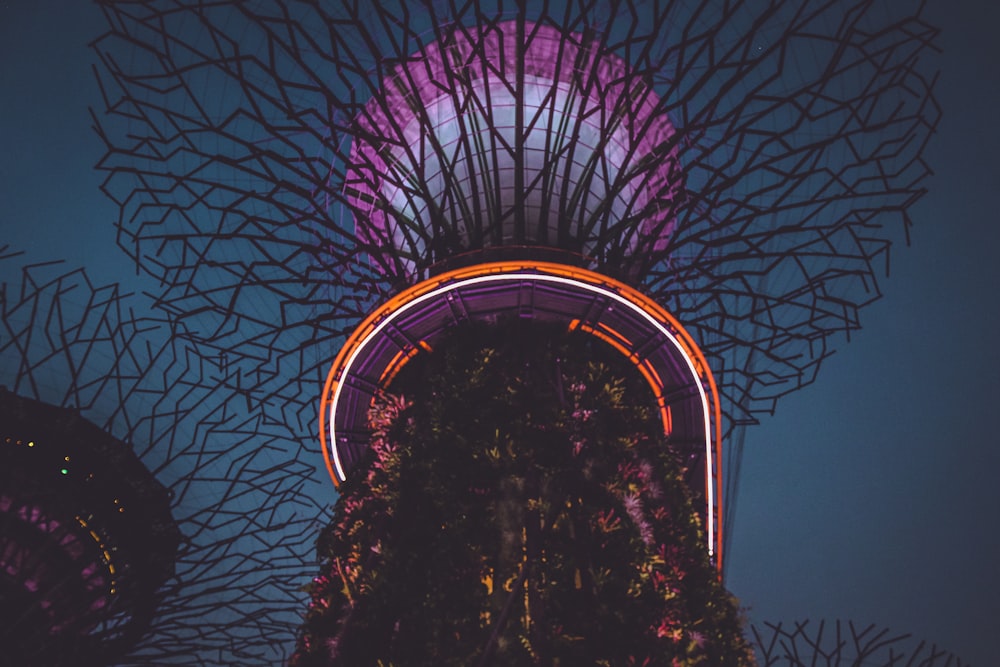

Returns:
0,256,326,665
0,390,179,667
295,320,754,666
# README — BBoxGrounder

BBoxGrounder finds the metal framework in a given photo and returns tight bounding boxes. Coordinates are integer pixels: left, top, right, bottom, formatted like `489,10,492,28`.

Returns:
750,620,964,666
92,0,939,552
0,0,942,664
0,254,325,665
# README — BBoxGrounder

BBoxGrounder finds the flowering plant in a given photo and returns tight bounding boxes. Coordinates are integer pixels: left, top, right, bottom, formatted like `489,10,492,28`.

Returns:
293,321,754,666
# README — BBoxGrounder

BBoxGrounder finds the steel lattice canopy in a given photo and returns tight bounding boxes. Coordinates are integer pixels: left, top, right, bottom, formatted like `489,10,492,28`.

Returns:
76,0,943,661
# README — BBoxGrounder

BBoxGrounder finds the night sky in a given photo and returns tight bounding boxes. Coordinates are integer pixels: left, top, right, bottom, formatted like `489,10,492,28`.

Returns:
1,1,997,665
725,4,1000,663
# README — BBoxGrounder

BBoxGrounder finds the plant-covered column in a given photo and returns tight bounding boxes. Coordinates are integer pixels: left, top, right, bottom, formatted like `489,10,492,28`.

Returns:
294,321,754,666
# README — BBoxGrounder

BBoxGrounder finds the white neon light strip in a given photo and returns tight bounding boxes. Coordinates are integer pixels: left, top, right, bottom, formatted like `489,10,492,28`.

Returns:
328,272,715,555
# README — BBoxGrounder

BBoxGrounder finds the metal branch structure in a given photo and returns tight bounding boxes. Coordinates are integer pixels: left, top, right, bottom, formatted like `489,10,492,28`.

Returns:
751,620,964,666
0,255,326,665
0,0,944,664
92,0,939,552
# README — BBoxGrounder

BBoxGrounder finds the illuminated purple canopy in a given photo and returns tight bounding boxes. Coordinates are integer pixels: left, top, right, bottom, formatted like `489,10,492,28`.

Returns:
346,20,682,277
321,262,722,559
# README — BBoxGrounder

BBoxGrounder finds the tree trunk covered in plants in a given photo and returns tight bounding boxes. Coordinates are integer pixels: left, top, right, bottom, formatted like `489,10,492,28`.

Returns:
293,320,755,666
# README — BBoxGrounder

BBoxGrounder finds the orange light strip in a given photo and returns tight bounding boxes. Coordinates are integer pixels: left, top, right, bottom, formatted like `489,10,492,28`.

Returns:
374,340,434,400
573,321,672,437
595,320,633,347
320,260,724,569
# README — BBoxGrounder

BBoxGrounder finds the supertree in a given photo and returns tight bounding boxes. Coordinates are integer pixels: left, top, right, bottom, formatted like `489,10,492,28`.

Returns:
83,0,942,664
0,252,325,665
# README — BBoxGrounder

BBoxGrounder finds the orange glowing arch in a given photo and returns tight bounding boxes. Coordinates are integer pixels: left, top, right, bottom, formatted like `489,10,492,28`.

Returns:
320,261,724,568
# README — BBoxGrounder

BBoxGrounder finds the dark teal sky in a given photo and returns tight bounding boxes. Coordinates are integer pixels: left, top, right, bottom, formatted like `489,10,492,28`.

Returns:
727,3,1000,662
1,1,996,664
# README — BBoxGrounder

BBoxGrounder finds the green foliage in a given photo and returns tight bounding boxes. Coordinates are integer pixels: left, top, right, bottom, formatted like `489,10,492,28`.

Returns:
293,320,755,666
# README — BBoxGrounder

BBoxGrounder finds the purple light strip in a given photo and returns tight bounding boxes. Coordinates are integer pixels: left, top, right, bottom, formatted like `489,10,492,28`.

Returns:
327,270,717,556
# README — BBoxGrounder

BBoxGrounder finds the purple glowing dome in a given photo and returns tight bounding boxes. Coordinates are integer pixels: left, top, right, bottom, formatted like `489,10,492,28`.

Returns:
346,20,683,278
